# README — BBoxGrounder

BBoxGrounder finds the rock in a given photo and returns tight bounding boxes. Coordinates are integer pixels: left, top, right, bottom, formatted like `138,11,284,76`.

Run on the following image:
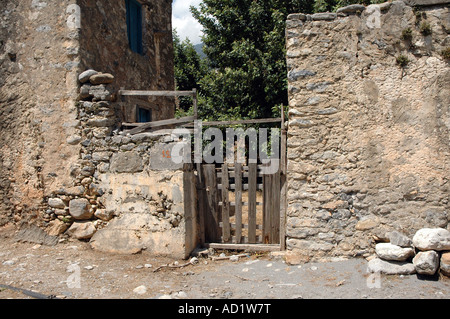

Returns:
89,84,115,101
48,198,65,209
356,216,379,231
367,258,416,275
46,219,69,236
94,209,114,221
67,135,82,145
3,260,15,266
336,4,366,14
133,285,147,295
89,73,114,85
69,198,93,220
67,222,97,240
412,228,450,251
311,13,337,21
78,69,98,83
387,231,412,248
375,243,415,261
110,151,144,173
440,252,450,277
288,69,316,82
413,251,440,275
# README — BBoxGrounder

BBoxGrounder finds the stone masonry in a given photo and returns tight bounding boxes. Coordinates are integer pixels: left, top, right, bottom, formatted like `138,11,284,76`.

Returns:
285,0,449,263
0,1,175,228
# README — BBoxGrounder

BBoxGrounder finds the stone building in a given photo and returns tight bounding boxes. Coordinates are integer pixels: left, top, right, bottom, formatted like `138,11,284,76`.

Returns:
285,0,449,262
0,0,176,242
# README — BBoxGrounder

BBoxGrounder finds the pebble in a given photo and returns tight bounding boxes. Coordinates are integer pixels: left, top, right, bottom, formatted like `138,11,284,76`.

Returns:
2,260,15,266
133,285,147,295
84,265,94,270
144,264,153,268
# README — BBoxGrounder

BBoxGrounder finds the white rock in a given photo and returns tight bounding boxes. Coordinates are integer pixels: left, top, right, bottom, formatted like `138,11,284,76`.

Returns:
375,243,415,261
367,258,416,275
78,69,98,83
133,285,147,295
48,198,65,209
413,251,440,275
412,228,450,251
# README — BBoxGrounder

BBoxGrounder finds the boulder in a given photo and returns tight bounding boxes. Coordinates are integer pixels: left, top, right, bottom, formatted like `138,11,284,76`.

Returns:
46,219,69,236
69,198,93,220
387,231,412,247
367,258,416,275
413,251,440,275
78,69,98,83
440,252,450,277
48,198,65,209
375,243,415,261
412,228,450,251
67,222,97,240
89,73,114,85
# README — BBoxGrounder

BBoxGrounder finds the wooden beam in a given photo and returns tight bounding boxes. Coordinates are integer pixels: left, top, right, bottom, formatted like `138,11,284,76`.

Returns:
124,116,195,135
204,243,281,252
118,90,197,97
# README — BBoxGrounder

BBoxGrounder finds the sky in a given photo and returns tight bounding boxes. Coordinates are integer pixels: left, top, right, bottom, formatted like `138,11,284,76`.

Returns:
172,0,204,45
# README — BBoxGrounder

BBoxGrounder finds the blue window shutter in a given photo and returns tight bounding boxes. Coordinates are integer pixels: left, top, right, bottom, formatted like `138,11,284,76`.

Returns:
126,0,143,54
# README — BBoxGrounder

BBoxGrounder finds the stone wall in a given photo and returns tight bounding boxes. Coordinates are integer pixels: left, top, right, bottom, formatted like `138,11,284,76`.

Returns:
0,0,81,226
45,70,199,259
0,0,175,229
285,0,449,263
78,0,175,123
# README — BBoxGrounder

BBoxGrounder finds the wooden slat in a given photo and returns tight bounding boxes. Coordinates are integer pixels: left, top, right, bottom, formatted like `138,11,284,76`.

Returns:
123,116,195,134
196,163,206,245
271,168,281,244
248,163,257,244
263,173,272,244
234,163,243,245
221,164,231,243
119,90,197,97
203,165,221,242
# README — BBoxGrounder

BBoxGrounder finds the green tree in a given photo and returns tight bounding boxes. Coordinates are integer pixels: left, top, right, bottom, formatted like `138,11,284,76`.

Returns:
191,0,316,121
173,30,208,113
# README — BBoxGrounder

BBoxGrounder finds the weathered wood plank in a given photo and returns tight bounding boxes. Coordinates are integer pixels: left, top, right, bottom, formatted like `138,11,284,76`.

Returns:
234,163,243,245
271,168,281,244
263,173,273,244
203,164,221,242
204,243,281,252
123,116,195,134
248,163,257,244
221,164,231,243
119,90,197,97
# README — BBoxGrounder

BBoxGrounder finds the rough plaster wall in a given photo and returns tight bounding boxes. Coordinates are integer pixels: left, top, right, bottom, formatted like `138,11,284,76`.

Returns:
285,1,449,262
77,0,175,122
0,0,81,225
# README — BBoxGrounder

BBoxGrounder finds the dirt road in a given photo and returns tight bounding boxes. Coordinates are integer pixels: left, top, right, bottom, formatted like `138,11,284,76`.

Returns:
0,225,449,300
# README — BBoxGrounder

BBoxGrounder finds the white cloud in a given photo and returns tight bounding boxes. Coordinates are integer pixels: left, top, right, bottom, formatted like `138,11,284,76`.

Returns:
172,0,203,44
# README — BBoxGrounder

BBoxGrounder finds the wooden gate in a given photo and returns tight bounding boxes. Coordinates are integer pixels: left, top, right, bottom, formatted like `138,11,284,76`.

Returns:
196,121,287,252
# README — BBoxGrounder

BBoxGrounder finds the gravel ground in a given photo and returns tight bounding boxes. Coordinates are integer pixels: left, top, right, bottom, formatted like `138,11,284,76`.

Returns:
0,225,449,300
